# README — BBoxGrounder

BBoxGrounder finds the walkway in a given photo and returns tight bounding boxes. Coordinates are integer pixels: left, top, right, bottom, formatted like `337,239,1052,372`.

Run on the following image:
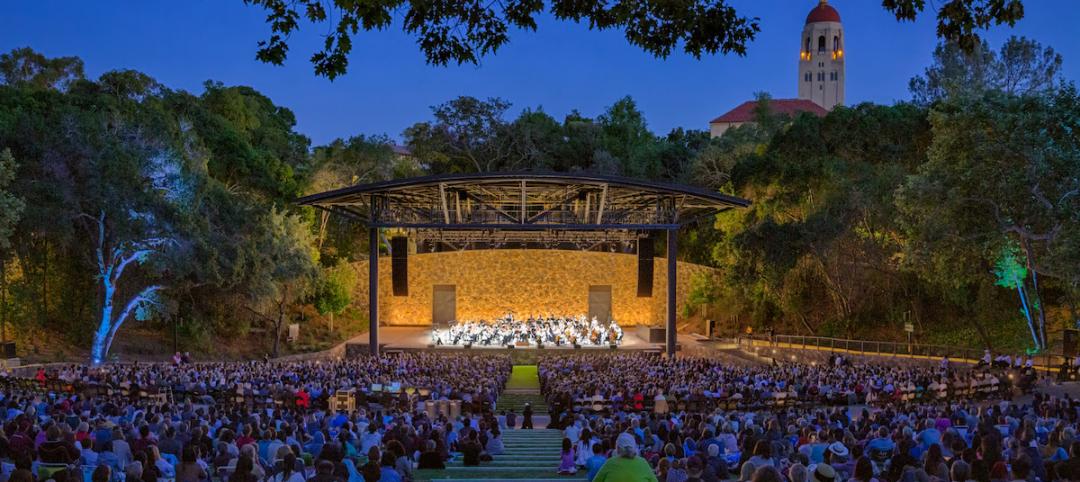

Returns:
498,365,550,424
412,365,578,481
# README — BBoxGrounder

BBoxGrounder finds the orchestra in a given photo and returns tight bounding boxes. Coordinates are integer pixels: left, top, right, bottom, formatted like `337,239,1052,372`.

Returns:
432,313,624,347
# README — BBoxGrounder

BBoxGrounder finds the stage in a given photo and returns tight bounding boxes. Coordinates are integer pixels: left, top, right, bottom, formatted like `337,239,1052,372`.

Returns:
346,326,657,351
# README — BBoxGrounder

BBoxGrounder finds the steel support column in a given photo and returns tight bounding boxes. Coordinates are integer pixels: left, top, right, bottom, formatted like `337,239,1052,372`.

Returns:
666,228,677,357
369,227,380,356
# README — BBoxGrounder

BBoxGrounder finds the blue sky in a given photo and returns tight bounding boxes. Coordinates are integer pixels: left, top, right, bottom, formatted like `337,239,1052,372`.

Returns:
4,1,1079,145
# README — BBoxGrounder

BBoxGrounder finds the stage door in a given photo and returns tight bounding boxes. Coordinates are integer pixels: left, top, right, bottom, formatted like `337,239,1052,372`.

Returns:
588,285,612,322
432,285,456,328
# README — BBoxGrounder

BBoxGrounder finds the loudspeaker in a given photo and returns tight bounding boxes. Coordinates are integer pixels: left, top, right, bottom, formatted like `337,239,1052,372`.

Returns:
0,342,13,359
1065,329,1079,358
637,238,654,297
391,236,408,296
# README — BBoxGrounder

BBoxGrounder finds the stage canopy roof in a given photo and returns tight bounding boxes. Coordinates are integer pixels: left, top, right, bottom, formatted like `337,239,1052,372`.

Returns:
296,172,750,245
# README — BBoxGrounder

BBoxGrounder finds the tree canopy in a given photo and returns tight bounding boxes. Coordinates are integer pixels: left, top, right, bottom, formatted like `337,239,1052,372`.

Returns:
245,0,1026,79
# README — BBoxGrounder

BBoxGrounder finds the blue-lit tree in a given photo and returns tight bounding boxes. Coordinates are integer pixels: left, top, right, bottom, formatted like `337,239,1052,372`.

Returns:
84,211,171,365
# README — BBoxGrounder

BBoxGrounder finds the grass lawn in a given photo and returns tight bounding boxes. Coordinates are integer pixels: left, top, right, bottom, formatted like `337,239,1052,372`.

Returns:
506,365,540,390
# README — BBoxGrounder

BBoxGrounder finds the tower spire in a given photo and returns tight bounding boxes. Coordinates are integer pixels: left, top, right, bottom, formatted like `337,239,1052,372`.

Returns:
799,0,845,110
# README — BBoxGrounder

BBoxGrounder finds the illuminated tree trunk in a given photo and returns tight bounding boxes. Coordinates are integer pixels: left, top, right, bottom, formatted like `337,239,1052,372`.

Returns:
85,212,165,365
1012,271,1042,350
1021,238,1048,348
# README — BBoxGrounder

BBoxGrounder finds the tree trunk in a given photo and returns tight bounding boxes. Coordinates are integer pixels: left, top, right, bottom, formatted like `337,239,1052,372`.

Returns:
40,239,47,326
272,298,285,358
317,210,330,250
797,313,816,335
328,311,334,333
1014,272,1041,349
1067,288,1080,328
1021,238,1048,347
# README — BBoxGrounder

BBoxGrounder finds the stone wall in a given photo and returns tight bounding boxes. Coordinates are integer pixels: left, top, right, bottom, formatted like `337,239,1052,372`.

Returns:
353,249,715,326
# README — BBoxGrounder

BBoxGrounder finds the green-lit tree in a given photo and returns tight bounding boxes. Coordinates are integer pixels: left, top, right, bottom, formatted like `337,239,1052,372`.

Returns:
993,242,1041,348
897,88,1080,350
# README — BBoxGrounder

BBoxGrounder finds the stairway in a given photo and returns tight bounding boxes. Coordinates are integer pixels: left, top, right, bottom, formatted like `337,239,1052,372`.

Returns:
497,365,549,415
496,391,549,415
416,429,586,481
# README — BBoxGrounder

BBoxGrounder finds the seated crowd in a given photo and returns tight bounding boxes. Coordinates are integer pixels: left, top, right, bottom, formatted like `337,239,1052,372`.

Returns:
431,314,624,347
31,353,511,408
538,352,1080,482
538,354,1018,417
0,352,513,482
0,350,1074,482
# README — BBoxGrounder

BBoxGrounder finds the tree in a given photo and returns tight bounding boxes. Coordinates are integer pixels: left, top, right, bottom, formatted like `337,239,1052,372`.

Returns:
404,96,519,173
882,0,1024,52
193,82,312,201
0,150,22,254
0,149,24,342
993,242,1041,348
690,94,783,190
313,260,356,333
83,211,171,364
909,36,1063,104
896,89,1080,350
244,0,760,79
244,208,317,357
0,47,84,91
245,0,1025,79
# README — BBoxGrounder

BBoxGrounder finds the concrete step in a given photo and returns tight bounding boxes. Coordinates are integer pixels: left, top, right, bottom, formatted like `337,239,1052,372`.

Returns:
448,460,561,467
431,479,586,482
437,466,572,473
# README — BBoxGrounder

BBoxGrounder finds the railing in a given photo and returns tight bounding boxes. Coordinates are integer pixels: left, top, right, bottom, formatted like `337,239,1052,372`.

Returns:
738,334,1068,370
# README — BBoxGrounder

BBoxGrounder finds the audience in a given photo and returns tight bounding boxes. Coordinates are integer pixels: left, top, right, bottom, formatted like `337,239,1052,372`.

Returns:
0,348,1076,482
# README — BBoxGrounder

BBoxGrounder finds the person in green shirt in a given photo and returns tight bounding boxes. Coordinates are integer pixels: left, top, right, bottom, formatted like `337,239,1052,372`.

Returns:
592,433,658,482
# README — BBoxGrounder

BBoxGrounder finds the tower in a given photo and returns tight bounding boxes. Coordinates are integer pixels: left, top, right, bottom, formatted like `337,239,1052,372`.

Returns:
798,0,845,110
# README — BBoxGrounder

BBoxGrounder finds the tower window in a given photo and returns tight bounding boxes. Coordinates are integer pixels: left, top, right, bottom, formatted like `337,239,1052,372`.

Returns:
833,36,840,51
805,37,811,52
817,35,826,53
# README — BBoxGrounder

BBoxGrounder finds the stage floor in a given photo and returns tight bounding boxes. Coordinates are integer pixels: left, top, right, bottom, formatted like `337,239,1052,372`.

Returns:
352,326,656,350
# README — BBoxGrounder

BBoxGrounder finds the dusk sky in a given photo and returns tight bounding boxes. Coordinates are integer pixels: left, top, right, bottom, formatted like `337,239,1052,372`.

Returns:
4,1,1080,145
